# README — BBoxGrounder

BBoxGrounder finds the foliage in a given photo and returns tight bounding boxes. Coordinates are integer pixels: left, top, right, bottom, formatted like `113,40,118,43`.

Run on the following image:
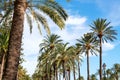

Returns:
17,65,31,80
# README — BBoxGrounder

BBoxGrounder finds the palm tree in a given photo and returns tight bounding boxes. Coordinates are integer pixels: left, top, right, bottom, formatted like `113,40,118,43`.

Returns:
112,64,120,80
54,43,74,80
106,69,112,79
77,76,84,80
40,34,63,52
90,18,117,80
76,33,99,80
75,44,83,80
17,65,31,80
90,74,97,80
2,0,68,79
38,34,63,80
72,44,83,80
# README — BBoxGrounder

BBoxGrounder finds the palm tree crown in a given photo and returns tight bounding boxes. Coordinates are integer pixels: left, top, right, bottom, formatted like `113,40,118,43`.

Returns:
90,18,117,42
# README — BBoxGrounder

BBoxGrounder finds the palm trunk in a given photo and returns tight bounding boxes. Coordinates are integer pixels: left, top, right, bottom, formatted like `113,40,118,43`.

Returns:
115,73,118,80
0,54,5,80
99,38,102,80
46,60,49,80
62,60,65,80
87,50,90,80
50,68,52,80
73,64,76,80
2,0,26,79
56,66,58,80
78,61,81,80
68,67,70,80
66,67,70,80
53,64,56,80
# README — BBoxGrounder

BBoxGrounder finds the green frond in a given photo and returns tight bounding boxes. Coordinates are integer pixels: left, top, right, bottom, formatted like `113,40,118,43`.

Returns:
44,1,68,20
0,8,12,23
26,13,33,33
35,11,50,34
27,7,42,34
37,6,65,29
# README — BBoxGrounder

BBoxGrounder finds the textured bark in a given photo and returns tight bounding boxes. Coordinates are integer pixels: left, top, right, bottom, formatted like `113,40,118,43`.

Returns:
2,0,26,80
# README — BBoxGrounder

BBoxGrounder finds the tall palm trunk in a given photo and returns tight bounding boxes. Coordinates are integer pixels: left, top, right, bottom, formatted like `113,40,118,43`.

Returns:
99,37,102,80
2,0,26,79
115,73,118,80
46,60,49,80
87,50,90,80
50,68,52,80
68,67,70,80
55,66,58,80
0,54,5,80
53,64,56,80
78,61,81,80
73,64,76,80
62,60,65,80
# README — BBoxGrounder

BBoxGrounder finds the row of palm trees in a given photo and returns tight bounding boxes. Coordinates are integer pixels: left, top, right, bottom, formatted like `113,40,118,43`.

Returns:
33,18,117,80
33,34,81,80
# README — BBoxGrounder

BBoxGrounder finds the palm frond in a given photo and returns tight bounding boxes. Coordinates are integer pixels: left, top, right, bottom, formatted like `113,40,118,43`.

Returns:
37,6,65,29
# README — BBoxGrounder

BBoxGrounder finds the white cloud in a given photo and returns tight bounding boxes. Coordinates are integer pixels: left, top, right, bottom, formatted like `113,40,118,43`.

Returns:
54,15,90,43
103,42,115,51
66,15,87,25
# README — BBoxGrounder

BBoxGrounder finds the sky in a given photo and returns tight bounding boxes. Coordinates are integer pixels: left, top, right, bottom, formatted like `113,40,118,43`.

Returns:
22,0,120,79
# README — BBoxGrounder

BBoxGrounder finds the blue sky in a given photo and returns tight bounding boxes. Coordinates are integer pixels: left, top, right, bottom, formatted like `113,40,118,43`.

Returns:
22,0,120,79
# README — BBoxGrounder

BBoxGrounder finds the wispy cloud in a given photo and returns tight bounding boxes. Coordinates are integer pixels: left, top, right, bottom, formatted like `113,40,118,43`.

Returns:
103,42,115,51
53,15,90,44
66,15,87,25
